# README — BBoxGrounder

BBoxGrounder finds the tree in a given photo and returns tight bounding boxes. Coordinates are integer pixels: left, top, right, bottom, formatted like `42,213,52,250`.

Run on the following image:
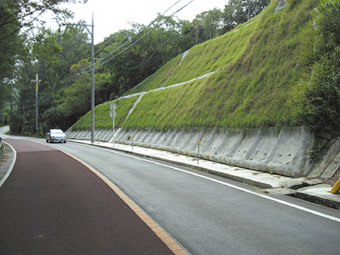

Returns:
297,0,340,136
0,4,24,110
10,23,90,134
0,0,87,116
0,0,88,41
57,59,112,128
100,17,191,97
245,0,270,20
223,0,270,31
188,8,225,43
10,58,37,134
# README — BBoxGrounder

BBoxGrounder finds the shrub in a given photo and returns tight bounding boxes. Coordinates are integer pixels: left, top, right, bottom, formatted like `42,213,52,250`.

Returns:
295,0,340,136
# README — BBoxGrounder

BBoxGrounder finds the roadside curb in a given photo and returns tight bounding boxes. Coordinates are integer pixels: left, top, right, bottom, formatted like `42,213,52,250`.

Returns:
0,142,16,189
288,192,340,210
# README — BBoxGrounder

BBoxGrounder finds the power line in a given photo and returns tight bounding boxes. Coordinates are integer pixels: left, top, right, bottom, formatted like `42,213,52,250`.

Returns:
93,0,184,56
97,0,194,67
50,0,195,92
78,1,185,75
77,0,194,75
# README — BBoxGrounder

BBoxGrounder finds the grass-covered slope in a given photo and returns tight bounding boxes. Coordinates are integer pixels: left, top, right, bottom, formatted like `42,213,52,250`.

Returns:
72,96,138,130
122,0,318,130
123,55,183,95
124,15,260,96
72,0,323,132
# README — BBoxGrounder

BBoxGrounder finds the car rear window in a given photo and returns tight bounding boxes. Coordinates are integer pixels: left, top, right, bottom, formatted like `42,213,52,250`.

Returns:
51,130,64,134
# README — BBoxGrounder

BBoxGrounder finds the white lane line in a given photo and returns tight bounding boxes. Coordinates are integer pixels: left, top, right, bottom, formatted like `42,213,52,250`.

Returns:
85,144,340,224
0,142,17,188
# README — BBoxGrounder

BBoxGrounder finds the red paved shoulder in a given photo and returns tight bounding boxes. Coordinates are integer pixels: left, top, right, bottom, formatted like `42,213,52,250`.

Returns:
0,139,175,255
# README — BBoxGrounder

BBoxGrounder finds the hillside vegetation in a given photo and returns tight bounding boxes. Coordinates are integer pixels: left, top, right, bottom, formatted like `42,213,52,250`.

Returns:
72,96,138,130
72,0,339,136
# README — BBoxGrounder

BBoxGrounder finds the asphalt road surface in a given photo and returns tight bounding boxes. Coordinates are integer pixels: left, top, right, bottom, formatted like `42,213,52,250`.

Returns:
0,139,175,255
1,136,340,254
48,140,340,255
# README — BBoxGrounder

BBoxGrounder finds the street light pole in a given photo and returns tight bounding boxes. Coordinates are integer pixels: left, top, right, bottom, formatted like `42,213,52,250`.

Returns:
31,73,40,134
90,12,95,144
35,73,39,133
67,14,95,143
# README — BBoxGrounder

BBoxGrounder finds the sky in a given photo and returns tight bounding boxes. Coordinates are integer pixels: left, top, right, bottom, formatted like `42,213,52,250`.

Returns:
56,0,228,43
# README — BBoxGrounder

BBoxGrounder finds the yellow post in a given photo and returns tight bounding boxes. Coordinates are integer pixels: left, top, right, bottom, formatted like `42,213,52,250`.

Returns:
197,141,200,165
330,178,340,194
36,73,39,92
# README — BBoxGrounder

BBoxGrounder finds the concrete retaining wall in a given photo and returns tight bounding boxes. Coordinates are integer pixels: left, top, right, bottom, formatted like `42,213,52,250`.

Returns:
66,126,315,177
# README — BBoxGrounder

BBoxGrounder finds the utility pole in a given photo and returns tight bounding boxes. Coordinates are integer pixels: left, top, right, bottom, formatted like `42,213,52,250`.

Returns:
247,0,251,20
32,73,40,134
68,13,95,143
90,12,95,144
35,73,38,133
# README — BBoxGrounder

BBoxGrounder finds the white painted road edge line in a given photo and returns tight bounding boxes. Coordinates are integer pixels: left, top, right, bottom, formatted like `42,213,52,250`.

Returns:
0,142,17,189
87,144,340,224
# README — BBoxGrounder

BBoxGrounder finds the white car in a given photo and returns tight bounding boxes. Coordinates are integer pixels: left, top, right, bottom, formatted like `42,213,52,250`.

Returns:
46,129,67,143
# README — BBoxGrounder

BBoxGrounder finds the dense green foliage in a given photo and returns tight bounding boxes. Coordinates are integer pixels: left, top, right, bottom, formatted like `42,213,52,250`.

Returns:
0,0,88,130
0,2,24,119
10,25,91,135
123,55,183,95
294,0,340,136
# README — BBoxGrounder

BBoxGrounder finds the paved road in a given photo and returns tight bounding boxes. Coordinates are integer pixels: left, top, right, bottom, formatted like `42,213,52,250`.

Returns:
38,140,340,255
2,136,340,254
0,139,175,255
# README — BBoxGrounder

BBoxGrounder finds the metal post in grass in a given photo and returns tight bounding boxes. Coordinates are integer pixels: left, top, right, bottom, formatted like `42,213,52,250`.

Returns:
197,140,200,165
131,136,134,151
110,103,117,147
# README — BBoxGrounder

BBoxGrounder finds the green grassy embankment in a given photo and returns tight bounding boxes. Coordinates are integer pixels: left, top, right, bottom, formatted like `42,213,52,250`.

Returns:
72,0,320,132
71,96,138,130
122,0,318,130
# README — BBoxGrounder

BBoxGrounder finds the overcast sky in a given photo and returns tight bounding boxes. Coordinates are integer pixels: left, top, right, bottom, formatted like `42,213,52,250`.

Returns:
55,0,228,43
